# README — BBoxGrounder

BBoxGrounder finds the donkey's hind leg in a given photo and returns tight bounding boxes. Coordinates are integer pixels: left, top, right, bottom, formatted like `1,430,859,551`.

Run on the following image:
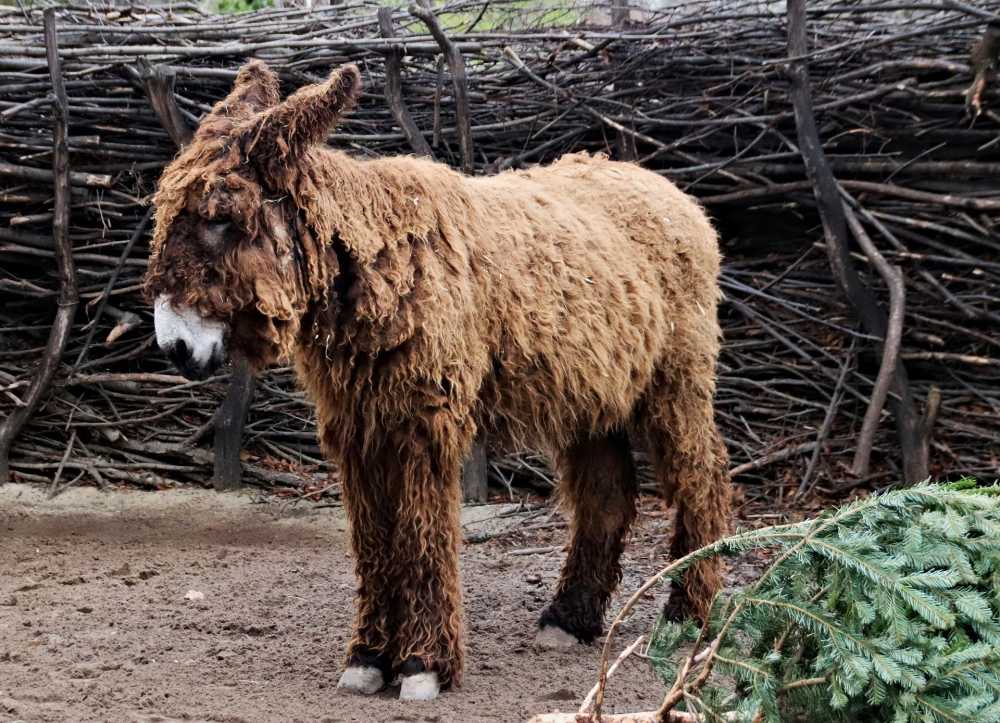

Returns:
643,364,731,622
537,429,638,647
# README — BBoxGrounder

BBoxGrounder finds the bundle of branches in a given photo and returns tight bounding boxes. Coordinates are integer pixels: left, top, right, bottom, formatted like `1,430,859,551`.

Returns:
533,479,1000,722
0,0,998,497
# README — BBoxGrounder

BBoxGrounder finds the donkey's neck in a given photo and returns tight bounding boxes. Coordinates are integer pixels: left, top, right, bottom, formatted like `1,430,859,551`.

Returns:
292,147,469,266
289,147,484,359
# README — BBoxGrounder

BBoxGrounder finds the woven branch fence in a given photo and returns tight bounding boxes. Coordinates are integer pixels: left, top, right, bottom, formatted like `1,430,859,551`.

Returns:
0,0,998,502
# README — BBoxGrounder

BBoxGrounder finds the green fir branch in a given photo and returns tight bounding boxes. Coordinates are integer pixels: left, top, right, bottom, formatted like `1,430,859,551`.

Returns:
641,480,1000,723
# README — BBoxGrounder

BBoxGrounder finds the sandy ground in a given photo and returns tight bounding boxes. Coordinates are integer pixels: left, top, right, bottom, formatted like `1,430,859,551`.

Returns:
0,484,678,723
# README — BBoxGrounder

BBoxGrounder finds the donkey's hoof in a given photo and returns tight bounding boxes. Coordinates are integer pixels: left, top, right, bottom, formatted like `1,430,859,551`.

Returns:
662,584,695,623
534,624,580,650
399,671,440,701
337,665,385,695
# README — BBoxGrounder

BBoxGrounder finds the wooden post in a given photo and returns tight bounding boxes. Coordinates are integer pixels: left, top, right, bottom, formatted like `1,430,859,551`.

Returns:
461,438,489,503
786,0,927,483
212,356,255,491
410,2,474,173
0,9,78,484
378,7,434,158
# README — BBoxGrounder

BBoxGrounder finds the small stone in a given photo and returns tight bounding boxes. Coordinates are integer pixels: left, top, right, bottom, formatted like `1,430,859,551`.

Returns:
70,663,100,679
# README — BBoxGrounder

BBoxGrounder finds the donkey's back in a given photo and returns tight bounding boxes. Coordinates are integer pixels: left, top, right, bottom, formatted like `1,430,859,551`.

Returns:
448,153,723,451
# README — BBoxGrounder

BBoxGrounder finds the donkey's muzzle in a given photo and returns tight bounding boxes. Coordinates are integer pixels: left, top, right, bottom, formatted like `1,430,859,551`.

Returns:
153,294,228,381
165,337,223,380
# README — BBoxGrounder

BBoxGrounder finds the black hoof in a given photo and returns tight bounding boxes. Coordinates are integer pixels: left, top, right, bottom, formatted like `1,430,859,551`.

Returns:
398,656,427,677
347,646,393,680
538,604,602,644
661,582,695,622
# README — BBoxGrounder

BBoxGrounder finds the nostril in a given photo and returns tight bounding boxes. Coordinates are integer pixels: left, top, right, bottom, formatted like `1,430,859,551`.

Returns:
168,338,191,368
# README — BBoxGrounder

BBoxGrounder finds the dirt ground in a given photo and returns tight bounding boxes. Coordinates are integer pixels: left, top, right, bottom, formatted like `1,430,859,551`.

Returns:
0,483,695,723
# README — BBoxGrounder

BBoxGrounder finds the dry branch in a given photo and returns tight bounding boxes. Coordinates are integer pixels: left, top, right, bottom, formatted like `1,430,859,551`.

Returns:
0,9,78,483
844,206,905,479
135,60,194,148
785,0,927,484
410,2,473,172
379,7,433,158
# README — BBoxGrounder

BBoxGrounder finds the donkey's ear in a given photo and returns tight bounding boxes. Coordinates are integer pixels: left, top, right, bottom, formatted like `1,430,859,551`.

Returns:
208,60,281,122
244,64,361,164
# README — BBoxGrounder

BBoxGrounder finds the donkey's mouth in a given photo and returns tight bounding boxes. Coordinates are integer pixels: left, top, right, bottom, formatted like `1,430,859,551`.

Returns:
154,294,228,381
166,337,224,380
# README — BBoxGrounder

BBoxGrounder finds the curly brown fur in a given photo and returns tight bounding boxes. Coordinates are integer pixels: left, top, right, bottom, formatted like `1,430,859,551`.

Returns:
145,61,732,689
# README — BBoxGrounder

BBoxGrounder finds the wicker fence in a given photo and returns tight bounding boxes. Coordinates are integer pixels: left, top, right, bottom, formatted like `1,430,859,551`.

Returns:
1,0,998,500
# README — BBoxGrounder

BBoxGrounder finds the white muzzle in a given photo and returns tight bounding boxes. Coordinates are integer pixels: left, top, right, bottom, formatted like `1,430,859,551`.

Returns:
153,294,227,380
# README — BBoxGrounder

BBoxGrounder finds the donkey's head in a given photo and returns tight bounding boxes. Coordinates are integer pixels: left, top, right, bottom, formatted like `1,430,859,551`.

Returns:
145,60,361,379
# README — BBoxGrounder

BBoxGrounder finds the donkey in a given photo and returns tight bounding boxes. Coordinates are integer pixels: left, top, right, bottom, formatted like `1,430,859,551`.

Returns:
145,61,732,701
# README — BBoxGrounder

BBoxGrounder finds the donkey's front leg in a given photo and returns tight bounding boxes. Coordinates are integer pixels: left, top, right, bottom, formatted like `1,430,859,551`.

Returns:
337,448,399,695
390,419,467,701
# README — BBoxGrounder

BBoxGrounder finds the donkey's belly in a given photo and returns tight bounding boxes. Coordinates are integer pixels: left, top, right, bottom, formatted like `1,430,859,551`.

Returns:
478,339,657,452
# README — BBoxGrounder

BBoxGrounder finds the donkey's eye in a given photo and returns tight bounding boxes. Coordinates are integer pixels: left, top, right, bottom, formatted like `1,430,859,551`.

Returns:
201,221,232,249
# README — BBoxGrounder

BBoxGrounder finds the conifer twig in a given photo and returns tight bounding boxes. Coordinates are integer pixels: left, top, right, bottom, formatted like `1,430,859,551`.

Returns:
591,521,813,717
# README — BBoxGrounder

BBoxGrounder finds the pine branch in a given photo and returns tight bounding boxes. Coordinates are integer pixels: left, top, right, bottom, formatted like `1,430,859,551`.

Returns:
555,481,1000,723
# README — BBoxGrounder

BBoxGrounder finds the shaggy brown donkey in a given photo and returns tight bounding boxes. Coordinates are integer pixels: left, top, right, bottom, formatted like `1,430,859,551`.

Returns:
145,61,732,701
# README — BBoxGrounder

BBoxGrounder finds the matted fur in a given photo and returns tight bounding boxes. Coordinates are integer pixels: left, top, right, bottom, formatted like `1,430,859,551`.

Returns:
145,61,732,690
